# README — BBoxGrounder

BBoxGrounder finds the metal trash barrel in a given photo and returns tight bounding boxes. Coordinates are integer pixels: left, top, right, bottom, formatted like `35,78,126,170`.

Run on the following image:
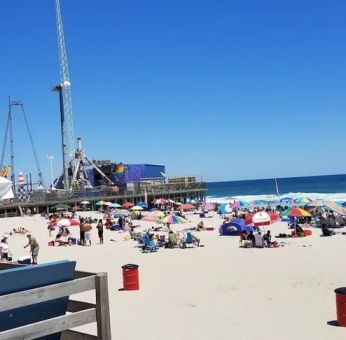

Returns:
122,264,139,290
335,287,346,326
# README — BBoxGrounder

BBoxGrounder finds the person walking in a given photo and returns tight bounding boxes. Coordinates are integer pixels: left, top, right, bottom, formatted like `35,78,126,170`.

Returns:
24,234,39,264
96,219,104,244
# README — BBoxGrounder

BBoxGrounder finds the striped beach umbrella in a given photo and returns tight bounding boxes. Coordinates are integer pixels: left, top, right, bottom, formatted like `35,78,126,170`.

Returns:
161,215,188,224
282,207,311,217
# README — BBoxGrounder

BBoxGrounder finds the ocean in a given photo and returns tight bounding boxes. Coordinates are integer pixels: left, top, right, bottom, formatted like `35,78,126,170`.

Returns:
206,174,346,203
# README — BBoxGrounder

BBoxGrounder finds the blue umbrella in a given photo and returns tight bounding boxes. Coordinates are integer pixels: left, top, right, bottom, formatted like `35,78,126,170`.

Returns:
279,197,293,205
149,208,158,212
218,204,232,214
137,202,148,208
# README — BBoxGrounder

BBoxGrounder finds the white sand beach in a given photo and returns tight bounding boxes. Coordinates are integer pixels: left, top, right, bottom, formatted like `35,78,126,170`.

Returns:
1,212,345,340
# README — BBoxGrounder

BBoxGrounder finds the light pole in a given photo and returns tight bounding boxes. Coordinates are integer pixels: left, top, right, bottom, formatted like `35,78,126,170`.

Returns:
53,81,70,191
46,155,55,187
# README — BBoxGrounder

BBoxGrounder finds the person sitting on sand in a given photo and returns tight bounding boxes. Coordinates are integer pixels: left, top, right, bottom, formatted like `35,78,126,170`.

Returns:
197,221,204,231
321,223,334,237
167,230,178,248
263,230,272,247
54,233,69,246
296,224,305,237
247,231,255,246
254,231,264,248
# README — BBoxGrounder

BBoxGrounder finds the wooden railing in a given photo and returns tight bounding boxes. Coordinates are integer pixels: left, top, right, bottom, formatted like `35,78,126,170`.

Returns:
0,271,111,340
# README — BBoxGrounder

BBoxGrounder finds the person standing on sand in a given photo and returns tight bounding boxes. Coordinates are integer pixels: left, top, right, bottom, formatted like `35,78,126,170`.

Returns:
79,218,86,246
24,234,39,264
96,219,104,244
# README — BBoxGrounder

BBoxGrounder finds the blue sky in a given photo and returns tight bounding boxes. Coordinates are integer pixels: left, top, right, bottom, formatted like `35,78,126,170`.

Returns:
0,0,345,183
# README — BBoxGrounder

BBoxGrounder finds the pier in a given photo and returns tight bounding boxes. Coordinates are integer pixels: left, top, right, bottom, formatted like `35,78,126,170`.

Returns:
0,176,206,217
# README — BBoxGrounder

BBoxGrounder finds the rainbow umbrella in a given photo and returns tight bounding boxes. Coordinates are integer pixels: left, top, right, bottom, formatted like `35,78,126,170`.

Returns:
161,215,188,224
294,197,312,205
282,208,311,217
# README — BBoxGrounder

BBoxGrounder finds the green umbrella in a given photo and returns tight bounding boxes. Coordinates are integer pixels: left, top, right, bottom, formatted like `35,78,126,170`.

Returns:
51,203,70,211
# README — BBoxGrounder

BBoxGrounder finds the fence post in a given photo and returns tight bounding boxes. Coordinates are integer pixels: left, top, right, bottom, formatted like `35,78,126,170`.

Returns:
95,273,111,340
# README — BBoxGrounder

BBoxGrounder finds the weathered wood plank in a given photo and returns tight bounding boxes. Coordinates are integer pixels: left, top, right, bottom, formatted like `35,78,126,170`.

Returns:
95,273,112,340
61,330,97,340
75,270,96,279
0,275,95,312
0,308,96,340
67,299,96,313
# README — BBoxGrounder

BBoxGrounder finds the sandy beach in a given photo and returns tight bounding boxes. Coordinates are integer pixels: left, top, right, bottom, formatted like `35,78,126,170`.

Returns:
1,212,346,340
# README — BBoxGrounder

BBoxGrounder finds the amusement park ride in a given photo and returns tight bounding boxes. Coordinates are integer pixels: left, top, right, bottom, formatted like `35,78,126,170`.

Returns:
1,0,113,193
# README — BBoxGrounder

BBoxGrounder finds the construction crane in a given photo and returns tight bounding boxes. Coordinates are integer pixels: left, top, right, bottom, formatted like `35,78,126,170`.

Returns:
55,0,75,191
0,97,44,193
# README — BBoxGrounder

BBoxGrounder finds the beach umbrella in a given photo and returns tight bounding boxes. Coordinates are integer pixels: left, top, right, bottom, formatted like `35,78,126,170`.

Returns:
151,210,164,218
217,204,232,214
153,198,170,205
177,204,195,210
80,201,90,205
161,215,188,224
340,201,346,208
95,200,105,206
324,200,346,216
294,197,312,205
306,199,324,207
104,201,112,206
250,200,267,207
149,208,158,212
122,202,134,209
137,202,148,208
282,208,311,217
113,209,130,217
71,206,80,212
201,202,216,211
109,202,121,208
252,211,271,226
130,205,144,211
279,197,293,205
141,215,160,222
52,203,69,211
231,200,250,209
57,219,71,227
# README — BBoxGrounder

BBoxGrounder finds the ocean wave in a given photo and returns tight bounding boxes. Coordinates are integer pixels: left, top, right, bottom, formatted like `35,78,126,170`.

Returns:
206,192,346,204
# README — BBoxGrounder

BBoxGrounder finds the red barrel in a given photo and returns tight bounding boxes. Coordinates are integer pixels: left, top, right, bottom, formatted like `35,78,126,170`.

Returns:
335,287,346,326
122,264,139,290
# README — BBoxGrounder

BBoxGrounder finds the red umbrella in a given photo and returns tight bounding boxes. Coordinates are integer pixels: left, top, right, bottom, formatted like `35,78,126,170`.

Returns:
177,204,195,210
152,198,170,205
122,202,134,209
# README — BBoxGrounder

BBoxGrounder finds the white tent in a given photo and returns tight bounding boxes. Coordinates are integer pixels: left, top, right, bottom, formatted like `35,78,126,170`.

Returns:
0,176,14,200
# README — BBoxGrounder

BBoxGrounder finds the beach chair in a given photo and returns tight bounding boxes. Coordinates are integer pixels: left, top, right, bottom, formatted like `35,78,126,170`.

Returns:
181,231,196,248
141,234,159,252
